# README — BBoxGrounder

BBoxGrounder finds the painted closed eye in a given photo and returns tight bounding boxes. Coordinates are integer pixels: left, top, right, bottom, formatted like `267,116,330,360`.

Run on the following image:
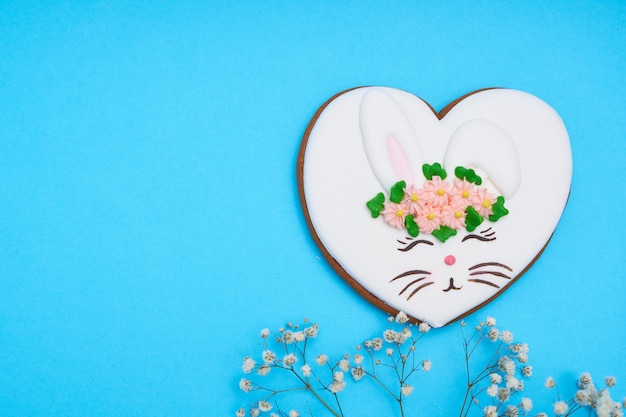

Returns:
397,237,434,252
462,227,497,243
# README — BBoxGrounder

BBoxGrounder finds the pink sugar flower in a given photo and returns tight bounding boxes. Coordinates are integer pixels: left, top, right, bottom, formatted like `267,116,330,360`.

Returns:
421,176,451,207
451,179,477,208
416,204,442,234
440,204,466,230
382,201,410,229
473,187,496,217
402,185,425,215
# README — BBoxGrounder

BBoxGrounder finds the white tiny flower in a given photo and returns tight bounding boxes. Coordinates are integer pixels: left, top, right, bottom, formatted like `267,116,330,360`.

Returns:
262,350,276,364
371,338,383,350
301,364,311,377
613,408,624,417
487,384,498,397
483,405,497,417
334,371,344,382
500,330,513,344
596,389,615,417
418,322,431,333
486,316,496,327
401,384,414,396
396,311,409,324
329,380,346,393
383,329,396,343
505,405,519,417
260,328,270,338
506,375,521,391
353,354,364,365
304,324,318,338
316,354,328,366
257,365,271,376
517,351,529,363
289,411,299,417
498,388,511,401
553,400,568,415
283,353,297,367
236,408,245,417
537,413,548,417
487,328,499,342
386,348,394,356
351,366,365,381
239,378,253,393
510,343,529,353
422,359,432,372
339,358,350,371
521,365,533,377
294,331,305,342
578,372,593,388
520,397,533,411
490,373,503,384
575,389,592,406
250,408,260,417
283,331,295,344
545,376,556,388
258,401,272,412
606,376,617,388
242,357,256,374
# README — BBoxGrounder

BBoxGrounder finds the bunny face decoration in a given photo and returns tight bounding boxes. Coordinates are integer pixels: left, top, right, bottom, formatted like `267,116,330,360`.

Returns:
297,87,572,328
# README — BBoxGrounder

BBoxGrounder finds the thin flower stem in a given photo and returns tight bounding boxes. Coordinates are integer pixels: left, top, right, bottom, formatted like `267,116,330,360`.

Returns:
287,368,342,417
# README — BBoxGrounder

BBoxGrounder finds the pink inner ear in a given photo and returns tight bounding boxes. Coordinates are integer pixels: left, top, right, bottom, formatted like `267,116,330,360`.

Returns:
386,135,413,187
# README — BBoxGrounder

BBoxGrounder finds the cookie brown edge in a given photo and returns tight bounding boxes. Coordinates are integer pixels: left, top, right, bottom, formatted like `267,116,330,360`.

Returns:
296,86,569,325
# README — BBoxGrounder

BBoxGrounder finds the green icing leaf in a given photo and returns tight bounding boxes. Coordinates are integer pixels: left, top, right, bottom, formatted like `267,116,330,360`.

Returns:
389,181,406,204
432,226,457,243
422,163,447,180
465,205,484,232
366,193,385,218
454,166,483,185
405,215,419,237
489,196,509,222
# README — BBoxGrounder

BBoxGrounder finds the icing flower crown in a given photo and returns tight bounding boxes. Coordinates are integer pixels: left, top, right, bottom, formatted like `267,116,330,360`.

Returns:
366,163,509,243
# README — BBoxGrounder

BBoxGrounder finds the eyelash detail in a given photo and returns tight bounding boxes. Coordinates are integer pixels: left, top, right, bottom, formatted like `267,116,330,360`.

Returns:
462,234,496,242
397,239,434,252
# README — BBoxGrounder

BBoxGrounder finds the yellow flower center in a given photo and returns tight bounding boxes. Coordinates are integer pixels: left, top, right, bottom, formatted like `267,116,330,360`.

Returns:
411,193,418,202
437,189,445,196
482,199,492,208
462,190,469,198
396,209,404,217
427,213,435,220
454,211,463,218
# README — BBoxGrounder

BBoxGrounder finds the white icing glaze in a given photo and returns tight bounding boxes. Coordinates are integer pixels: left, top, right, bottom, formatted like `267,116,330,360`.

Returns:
300,87,572,328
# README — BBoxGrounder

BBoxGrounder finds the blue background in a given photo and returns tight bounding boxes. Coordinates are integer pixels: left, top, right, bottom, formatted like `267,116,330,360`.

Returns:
1,1,625,416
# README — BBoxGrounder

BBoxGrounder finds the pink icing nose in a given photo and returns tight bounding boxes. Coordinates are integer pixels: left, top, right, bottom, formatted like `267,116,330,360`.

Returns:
444,255,456,266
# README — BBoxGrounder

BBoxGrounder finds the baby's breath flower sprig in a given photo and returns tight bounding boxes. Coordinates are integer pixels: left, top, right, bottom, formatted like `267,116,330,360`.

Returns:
353,311,432,417
458,318,533,417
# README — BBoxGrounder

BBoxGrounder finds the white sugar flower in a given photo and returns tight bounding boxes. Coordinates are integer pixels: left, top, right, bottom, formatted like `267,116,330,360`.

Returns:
500,330,513,344
242,357,256,374
239,378,252,393
483,405,497,417
260,328,270,338
487,384,498,397
418,322,431,333
396,311,409,324
578,372,593,388
258,401,272,412
257,365,271,376
486,316,496,327
383,329,396,343
329,380,346,393
520,397,533,411
304,323,318,338
606,376,617,387
521,365,533,377
353,354,364,365
316,354,328,366
262,350,276,364
301,364,311,377
545,376,556,388
401,384,414,396
490,373,502,384
351,366,365,381
283,353,297,367
505,405,519,417
289,411,299,417
487,328,499,342
553,400,568,415
422,360,432,372
236,408,245,417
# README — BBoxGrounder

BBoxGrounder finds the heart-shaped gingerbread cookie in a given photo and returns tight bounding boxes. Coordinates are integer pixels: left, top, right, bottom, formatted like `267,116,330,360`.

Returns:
297,87,571,328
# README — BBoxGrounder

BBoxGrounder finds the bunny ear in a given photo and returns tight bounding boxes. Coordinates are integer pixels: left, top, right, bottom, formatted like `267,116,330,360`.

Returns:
444,119,521,198
359,89,424,190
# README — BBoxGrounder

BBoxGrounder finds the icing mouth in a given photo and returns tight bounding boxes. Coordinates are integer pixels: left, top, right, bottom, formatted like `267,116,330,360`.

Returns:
443,277,462,292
